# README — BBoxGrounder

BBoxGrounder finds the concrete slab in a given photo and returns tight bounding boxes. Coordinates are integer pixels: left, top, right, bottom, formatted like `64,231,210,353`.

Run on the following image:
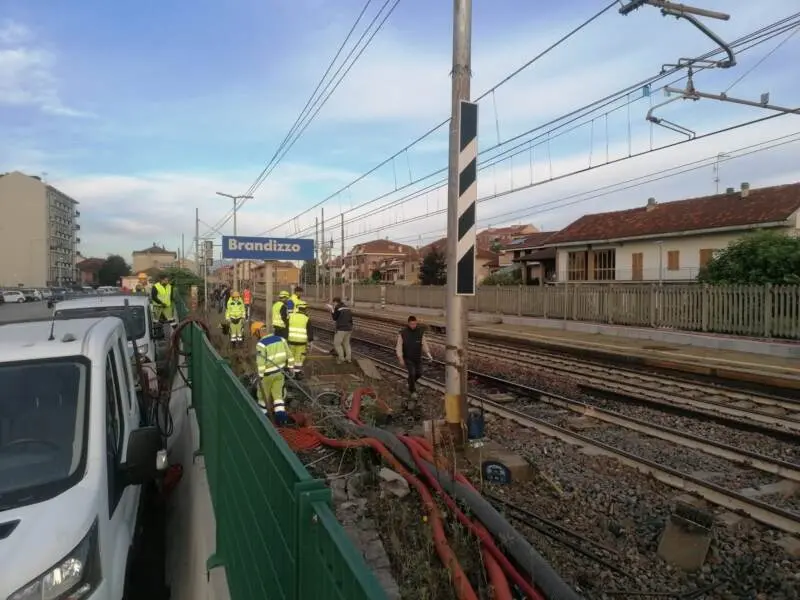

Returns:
657,504,714,572
566,416,602,430
774,535,800,558
357,358,383,380
486,392,515,404
463,439,533,484
739,479,799,499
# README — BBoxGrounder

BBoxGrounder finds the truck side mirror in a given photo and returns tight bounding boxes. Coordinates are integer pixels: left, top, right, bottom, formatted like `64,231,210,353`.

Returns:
123,426,163,485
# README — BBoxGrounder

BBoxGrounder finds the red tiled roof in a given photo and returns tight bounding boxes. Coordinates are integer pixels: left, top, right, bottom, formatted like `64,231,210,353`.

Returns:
77,258,105,272
545,183,800,246
500,231,556,251
350,239,417,255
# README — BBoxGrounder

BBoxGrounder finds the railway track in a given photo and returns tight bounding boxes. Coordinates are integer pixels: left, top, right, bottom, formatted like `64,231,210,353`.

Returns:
318,309,800,438
312,326,800,535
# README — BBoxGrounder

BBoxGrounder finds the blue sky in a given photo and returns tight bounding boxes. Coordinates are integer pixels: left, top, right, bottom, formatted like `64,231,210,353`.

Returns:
1,0,799,260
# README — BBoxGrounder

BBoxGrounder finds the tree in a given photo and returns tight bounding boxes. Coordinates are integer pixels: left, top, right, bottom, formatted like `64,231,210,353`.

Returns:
698,230,800,285
98,255,131,286
300,260,317,284
481,270,522,286
419,247,446,285
155,267,204,295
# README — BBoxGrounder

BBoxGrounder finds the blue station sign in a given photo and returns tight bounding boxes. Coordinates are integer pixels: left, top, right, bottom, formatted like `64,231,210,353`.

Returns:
221,236,315,261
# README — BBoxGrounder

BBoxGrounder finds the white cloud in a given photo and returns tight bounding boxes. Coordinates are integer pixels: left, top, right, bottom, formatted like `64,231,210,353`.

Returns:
0,20,88,117
50,163,367,258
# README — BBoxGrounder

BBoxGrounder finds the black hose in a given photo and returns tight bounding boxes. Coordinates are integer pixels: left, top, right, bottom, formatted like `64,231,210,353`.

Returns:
347,422,584,600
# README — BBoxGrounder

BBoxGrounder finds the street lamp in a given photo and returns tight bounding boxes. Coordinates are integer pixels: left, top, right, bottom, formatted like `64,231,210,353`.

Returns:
216,191,253,293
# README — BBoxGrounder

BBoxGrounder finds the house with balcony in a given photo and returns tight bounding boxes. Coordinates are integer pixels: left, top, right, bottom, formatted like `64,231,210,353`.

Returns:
77,257,105,286
542,182,800,283
500,232,558,284
132,243,178,273
347,239,418,281
419,237,500,284
377,248,421,284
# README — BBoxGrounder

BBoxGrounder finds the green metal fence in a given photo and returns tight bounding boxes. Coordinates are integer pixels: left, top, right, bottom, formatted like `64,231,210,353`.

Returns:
175,298,386,600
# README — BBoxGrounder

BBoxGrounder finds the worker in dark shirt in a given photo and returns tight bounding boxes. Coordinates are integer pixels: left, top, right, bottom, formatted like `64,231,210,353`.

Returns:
331,297,353,364
395,315,433,409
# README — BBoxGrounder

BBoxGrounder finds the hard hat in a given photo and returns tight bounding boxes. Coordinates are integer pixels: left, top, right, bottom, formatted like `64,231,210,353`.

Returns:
231,291,240,298
296,300,308,310
138,272,147,279
279,290,289,298
250,321,265,336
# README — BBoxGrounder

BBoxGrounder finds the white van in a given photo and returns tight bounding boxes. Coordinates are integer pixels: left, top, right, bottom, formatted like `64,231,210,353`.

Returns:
52,295,164,396
0,316,166,599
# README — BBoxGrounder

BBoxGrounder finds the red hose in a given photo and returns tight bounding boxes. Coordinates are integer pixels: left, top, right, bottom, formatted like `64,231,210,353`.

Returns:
401,436,543,600
303,427,478,600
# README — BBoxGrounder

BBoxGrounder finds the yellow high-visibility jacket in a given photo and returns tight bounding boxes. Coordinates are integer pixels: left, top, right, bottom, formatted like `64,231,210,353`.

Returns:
225,298,246,320
256,335,294,376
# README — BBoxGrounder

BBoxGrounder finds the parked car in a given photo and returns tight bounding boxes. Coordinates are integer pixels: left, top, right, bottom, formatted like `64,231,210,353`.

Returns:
0,293,5,305
1,290,26,303
20,288,42,302
0,316,167,600
39,289,53,299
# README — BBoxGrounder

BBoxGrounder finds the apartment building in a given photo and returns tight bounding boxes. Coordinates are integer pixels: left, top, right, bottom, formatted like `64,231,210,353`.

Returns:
0,171,80,287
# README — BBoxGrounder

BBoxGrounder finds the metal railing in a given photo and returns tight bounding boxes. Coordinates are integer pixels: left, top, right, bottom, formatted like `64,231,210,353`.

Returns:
268,283,800,339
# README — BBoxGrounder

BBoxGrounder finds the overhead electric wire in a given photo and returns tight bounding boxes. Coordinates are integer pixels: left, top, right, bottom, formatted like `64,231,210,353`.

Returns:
259,11,800,240
256,0,623,236
275,14,800,242
331,112,797,245
201,0,399,237
398,130,800,242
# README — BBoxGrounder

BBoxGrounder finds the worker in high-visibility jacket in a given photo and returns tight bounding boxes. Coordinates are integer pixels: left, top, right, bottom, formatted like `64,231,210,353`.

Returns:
150,275,174,322
253,321,294,425
288,286,304,314
271,291,290,339
242,286,253,321
287,300,313,378
225,290,246,342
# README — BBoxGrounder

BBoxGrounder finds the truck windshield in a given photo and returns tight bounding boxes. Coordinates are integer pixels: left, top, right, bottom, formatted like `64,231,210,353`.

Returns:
55,306,147,341
0,358,89,510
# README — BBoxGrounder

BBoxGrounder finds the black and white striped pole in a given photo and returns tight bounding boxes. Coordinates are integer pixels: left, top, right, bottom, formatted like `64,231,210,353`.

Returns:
444,0,474,447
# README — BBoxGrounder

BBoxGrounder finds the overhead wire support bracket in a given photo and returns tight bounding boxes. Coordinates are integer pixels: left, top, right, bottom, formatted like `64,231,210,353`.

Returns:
645,71,697,139
619,1,736,68
663,84,800,116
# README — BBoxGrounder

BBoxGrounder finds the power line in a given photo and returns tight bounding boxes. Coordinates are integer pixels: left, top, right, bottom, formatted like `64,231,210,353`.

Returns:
258,11,800,239
332,112,796,245
256,0,623,236
202,0,401,237
270,14,800,242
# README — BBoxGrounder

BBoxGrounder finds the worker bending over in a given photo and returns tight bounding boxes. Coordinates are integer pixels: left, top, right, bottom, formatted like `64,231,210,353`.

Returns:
151,275,174,322
289,286,304,314
287,301,314,378
252,321,294,425
396,315,433,408
271,291,291,338
225,290,246,343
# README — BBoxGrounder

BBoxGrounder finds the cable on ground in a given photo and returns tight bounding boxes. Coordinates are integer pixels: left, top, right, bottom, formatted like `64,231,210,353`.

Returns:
278,385,554,599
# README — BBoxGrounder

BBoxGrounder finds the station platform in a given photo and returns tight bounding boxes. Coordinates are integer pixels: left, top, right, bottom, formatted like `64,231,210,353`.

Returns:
309,301,800,391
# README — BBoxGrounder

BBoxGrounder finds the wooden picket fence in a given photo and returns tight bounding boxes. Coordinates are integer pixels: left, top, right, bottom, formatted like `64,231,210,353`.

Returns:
292,283,800,339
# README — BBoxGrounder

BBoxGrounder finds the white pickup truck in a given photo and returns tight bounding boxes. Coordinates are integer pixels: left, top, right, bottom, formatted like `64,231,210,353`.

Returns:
0,316,167,600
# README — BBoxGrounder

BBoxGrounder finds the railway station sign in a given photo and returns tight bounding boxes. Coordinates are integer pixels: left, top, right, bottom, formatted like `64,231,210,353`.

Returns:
221,236,314,261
